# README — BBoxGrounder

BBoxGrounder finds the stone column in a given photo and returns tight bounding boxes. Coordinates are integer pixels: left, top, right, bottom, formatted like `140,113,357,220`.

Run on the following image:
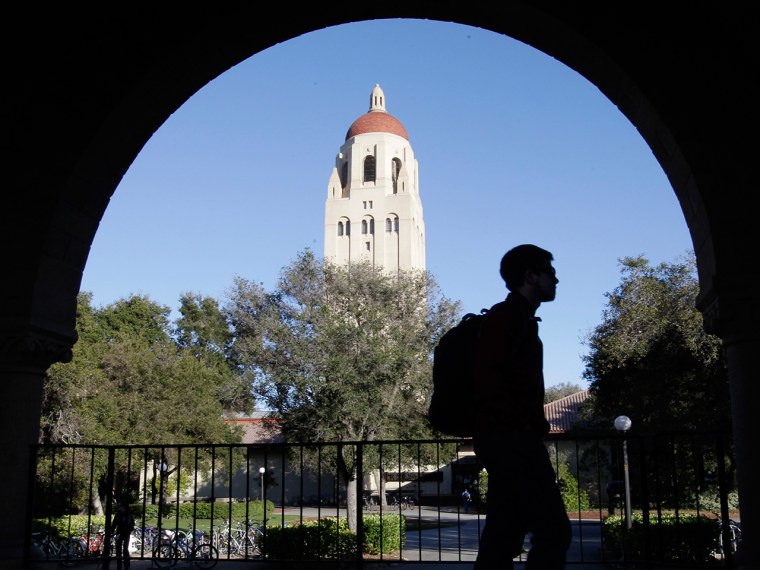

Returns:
724,337,760,569
0,332,73,570
700,283,760,569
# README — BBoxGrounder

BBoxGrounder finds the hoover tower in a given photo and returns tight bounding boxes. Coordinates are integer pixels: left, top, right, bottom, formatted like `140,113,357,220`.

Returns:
324,84,425,273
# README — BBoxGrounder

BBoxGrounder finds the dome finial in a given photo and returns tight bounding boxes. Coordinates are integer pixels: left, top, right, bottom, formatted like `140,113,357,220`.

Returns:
369,84,386,113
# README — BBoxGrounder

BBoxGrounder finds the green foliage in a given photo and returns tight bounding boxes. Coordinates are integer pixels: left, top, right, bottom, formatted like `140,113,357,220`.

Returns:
39,292,253,515
41,293,248,447
602,513,720,564
476,468,489,505
262,514,404,560
136,499,274,524
544,382,584,404
580,254,731,432
698,488,740,513
225,249,459,527
556,461,591,512
32,515,107,539
362,513,405,554
226,250,459,444
262,517,357,560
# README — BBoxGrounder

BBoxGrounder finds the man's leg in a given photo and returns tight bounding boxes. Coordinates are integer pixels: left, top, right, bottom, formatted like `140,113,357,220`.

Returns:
523,437,572,570
474,435,527,569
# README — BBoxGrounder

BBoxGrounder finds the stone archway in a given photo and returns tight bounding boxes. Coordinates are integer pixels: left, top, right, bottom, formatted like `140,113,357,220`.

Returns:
3,5,757,568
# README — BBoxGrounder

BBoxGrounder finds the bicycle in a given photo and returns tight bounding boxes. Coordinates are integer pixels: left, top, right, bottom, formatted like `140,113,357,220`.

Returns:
402,495,416,511
212,519,261,558
715,518,742,557
129,525,160,557
363,494,379,512
153,527,218,568
30,530,82,567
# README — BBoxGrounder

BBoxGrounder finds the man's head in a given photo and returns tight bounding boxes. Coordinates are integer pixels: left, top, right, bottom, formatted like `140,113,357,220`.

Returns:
499,244,558,305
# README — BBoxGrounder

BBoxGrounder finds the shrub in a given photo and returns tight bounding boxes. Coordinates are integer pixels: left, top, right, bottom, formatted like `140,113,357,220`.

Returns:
262,517,356,560
556,462,591,512
362,514,405,555
130,499,274,524
32,515,107,539
602,513,720,564
261,514,405,560
698,488,740,513
175,499,274,523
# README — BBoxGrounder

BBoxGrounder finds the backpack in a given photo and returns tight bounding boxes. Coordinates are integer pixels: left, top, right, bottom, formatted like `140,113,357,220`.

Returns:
428,309,488,437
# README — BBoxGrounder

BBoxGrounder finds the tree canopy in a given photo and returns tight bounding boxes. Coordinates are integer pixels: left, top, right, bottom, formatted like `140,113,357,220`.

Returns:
579,254,731,432
225,249,460,443
544,382,585,404
41,293,250,446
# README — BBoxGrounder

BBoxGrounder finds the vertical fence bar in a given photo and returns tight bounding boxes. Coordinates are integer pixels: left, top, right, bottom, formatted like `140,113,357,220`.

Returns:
636,434,651,565
716,431,734,568
102,447,115,570
356,442,364,569
23,443,40,569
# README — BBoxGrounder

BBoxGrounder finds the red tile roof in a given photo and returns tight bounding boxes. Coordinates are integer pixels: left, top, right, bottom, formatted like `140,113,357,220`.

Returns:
225,416,284,444
544,389,589,433
228,390,590,444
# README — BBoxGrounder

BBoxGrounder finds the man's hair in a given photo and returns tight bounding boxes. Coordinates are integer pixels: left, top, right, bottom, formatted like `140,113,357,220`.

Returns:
499,244,554,291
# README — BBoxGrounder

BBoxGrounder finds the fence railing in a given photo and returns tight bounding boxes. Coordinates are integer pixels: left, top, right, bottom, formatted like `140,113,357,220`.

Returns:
26,431,740,567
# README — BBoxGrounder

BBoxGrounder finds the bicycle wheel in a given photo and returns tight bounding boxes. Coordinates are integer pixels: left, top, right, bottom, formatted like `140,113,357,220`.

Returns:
192,543,218,569
61,539,84,567
153,542,178,568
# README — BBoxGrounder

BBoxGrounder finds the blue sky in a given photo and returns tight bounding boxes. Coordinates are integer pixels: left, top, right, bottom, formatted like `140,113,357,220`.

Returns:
81,19,693,388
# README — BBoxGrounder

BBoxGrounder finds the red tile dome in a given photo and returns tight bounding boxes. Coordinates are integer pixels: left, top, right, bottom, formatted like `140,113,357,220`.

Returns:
345,111,409,141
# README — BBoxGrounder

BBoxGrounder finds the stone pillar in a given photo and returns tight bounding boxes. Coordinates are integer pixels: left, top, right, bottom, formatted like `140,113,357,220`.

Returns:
724,337,760,569
0,332,73,570
699,283,760,569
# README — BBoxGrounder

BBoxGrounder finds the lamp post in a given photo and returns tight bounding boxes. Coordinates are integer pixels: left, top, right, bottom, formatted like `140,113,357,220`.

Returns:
614,415,633,530
259,467,266,502
157,461,168,518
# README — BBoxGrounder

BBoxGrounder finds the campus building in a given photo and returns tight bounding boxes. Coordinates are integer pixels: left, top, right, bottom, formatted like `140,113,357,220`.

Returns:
324,84,426,272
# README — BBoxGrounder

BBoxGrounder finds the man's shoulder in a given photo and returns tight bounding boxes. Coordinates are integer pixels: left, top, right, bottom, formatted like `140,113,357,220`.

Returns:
485,295,523,320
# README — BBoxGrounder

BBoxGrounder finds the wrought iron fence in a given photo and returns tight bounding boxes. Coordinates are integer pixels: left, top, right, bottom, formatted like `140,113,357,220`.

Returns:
26,431,740,567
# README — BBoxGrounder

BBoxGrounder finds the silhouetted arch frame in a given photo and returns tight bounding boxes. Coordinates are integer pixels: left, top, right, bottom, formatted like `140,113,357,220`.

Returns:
6,9,759,568
22,8,748,354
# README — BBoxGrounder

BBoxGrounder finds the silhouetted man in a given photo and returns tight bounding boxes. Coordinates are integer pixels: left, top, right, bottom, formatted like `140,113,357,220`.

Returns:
473,244,571,569
110,502,135,570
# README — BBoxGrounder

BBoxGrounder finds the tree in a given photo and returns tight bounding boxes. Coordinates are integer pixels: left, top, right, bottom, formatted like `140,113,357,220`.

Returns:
579,254,730,432
545,382,585,404
225,250,460,528
175,292,254,414
41,293,247,514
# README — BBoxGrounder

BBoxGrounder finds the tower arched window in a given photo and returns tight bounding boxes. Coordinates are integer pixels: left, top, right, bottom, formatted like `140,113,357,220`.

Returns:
345,221,351,236
369,219,374,234
394,217,399,232
363,156,376,183
386,218,392,232
337,221,344,236
392,158,402,194
361,220,368,234
341,162,348,188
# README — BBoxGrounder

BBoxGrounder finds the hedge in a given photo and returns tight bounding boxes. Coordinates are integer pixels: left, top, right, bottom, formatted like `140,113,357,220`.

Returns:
32,499,274,539
136,499,273,524
602,513,721,564
262,514,405,560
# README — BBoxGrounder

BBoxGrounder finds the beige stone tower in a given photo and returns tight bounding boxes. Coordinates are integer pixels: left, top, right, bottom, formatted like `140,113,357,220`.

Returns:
324,84,426,273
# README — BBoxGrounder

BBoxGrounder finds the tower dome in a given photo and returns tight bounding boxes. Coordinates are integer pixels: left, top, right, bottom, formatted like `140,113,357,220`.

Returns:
345,84,409,141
